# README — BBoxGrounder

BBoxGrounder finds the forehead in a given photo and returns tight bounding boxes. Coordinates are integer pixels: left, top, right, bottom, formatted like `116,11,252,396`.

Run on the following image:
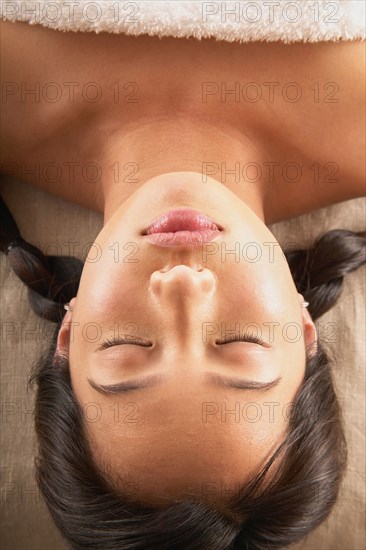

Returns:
80,383,290,502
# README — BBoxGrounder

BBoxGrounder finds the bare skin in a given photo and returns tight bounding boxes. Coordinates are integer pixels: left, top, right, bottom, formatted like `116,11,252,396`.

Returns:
0,20,364,505
0,20,365,223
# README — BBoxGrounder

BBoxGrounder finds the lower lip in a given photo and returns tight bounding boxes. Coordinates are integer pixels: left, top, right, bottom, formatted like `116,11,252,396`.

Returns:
142,209,222,247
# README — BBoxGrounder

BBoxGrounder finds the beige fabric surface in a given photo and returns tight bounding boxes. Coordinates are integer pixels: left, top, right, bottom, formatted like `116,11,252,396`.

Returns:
0,176,365,550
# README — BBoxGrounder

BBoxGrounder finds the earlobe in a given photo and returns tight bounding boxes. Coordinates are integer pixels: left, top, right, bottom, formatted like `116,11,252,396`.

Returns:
55,313,72,360
55,298,76,360
301,303,318,357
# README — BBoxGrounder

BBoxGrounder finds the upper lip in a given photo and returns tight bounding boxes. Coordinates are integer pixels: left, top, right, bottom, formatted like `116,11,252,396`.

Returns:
141,208,223,235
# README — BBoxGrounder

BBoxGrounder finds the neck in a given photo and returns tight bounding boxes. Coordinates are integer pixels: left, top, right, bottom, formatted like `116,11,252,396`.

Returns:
99,113,267,224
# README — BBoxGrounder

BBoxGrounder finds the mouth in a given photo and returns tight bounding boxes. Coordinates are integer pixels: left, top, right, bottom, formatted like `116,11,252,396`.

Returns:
141,208,223,247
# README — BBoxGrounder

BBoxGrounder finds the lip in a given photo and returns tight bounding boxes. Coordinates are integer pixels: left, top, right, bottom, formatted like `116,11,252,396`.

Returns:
142,209,223,235
143,229,221,247
141,209,223,248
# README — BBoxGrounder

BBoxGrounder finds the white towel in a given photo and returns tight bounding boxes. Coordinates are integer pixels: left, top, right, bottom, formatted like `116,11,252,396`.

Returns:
0,0,365,42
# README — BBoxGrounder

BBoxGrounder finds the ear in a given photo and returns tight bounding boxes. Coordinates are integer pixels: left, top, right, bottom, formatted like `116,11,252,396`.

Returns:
55,297,76,359
299,294,318,357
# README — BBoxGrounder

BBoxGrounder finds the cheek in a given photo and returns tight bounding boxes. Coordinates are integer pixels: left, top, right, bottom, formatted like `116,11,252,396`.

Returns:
79,257,144,311
228,263,298,323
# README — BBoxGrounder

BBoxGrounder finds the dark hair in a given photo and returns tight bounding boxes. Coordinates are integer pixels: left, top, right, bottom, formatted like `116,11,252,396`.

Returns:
1,195,365,550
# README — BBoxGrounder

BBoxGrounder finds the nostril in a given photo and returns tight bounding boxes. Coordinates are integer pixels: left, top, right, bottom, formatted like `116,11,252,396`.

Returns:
159,265,205,273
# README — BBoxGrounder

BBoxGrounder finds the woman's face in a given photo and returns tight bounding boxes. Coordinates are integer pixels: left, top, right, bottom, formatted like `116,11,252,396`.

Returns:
58,172,317,506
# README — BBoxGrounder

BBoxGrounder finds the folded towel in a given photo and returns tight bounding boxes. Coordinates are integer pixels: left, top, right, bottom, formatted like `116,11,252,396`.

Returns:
1,0,365,42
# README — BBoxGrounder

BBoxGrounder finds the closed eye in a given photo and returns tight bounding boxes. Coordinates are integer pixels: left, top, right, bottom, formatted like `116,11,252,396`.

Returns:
216,332,267,347
97,337,153,351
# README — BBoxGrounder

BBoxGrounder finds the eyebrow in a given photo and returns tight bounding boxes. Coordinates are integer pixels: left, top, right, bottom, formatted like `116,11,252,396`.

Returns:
87,373,281,396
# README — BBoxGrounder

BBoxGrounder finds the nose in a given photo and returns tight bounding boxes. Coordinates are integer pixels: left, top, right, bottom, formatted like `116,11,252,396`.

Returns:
149,265,216,302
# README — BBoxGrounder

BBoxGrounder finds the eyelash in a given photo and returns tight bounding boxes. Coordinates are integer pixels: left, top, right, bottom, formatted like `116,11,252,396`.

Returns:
216,332,265,346
101,337,152,349
101,332,265,348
